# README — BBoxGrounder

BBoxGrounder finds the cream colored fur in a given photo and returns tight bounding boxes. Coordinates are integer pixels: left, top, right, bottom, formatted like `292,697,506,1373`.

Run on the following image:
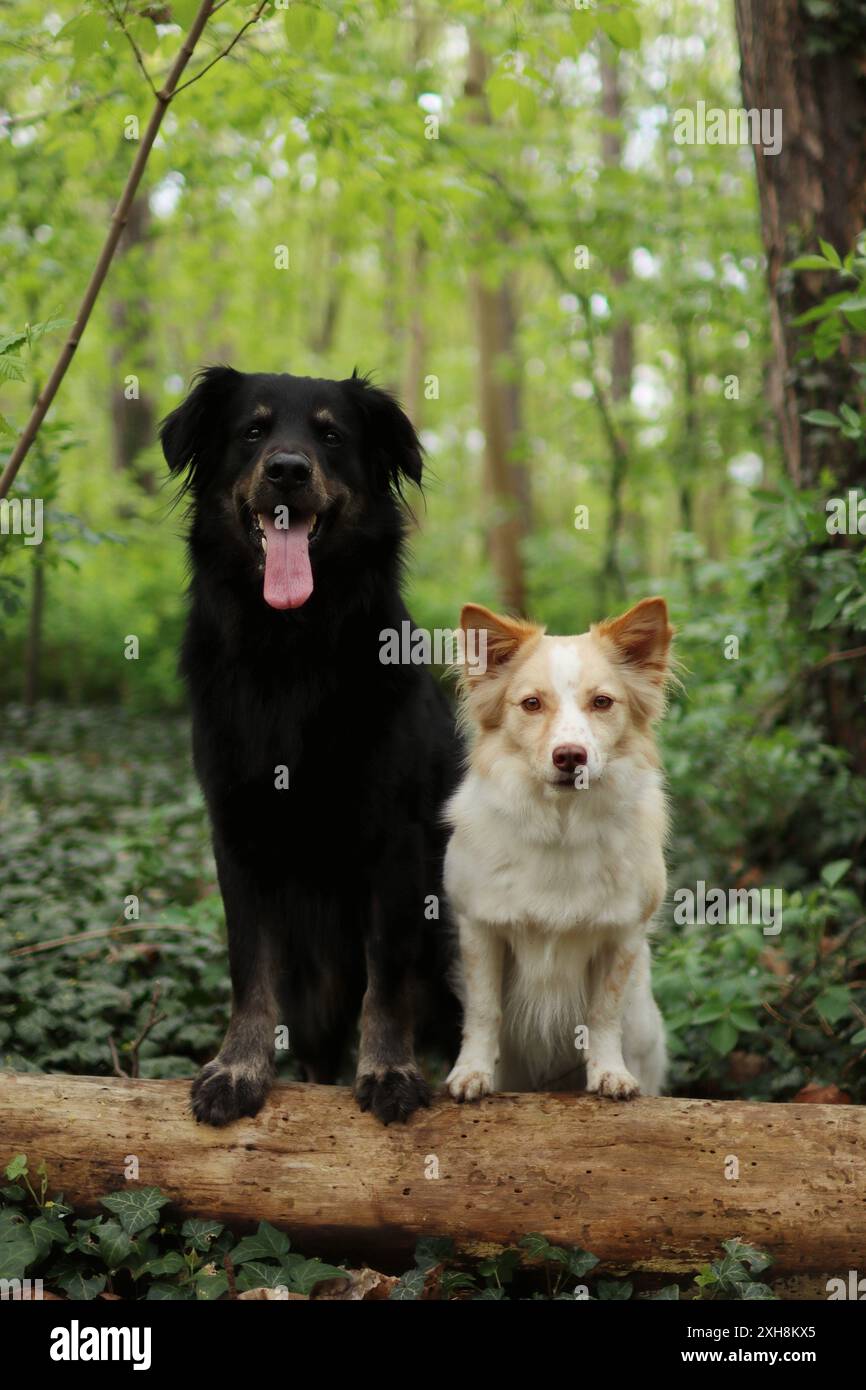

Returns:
445,598,672,1102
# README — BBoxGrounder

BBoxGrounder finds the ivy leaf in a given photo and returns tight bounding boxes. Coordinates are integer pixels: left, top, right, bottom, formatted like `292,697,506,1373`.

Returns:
597,1277,633,1300
414,1236,454,1271
721,1239,772,1274
519,1232,556,1261
566,1247,599,1278
230,1220,291,1264
235,1258,303,1292
194,1268,229,1300
96,1219,134,1269
5,1155,28,1182
29,1211,68,1259
286,1257,348,1295
56,1270,107,1300
388,1267,427,1300
181,1218,223,1252
99,1187,170,1236
0,1221,38,1279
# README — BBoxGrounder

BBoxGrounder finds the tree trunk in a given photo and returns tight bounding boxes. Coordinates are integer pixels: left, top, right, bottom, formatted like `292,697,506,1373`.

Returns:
598,50,633,606
735,0,866,774
465,37,528,615
23,543,45,706
734,0,866,490
109,194,156,495
2,1073,864,1278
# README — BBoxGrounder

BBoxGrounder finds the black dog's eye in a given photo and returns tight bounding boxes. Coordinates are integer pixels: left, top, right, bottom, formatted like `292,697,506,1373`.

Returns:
323,430,342,448
243,424,265,442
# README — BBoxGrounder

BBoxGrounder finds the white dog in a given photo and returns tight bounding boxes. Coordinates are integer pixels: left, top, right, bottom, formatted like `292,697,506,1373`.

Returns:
445,597,672,1101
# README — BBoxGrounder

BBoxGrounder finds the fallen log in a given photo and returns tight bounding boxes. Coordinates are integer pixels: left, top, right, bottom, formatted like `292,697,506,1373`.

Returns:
1,1071,863,1277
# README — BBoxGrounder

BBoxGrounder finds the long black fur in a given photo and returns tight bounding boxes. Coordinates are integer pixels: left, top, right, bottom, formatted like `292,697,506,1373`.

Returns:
161,367,460,1125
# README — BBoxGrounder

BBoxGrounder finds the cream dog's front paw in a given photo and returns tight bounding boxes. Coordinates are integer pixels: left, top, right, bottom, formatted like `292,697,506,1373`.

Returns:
586,1065,640,1100
447,1059,495,1102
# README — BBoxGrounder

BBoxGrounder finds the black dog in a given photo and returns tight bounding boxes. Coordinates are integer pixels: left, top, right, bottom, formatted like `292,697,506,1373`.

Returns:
161,367,460,1125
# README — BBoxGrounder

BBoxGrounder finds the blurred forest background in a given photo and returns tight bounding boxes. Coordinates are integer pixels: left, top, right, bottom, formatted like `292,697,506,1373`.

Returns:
0,0,864,1101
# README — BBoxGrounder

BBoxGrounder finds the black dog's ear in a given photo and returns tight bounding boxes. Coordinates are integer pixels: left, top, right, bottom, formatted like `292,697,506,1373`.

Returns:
342,371,423,497
161,366,240,494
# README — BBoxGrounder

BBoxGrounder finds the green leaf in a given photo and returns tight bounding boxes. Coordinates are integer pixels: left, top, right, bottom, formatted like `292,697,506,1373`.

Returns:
56,1270,107,1300
142,1250,185,1277
486,74,518,120
29,1212,68,1259
821,859,852,889
181,1218,223,1252
810,593,843,629
0,355,25,382
99,1187,170,1237
566,1247,599,1278
146,1281,192,1300
597,1277,633,1300
5,1155,28,1182
414,1236,454,1271
570,10,598,46
814,985,852,1024
839,297,866,314
195,1269,229,1299
286,1257,347,1295
169,0,202,26
721,1239,772,1274
709,1018,738,1055
818,239,841,268
0,1222,38,1279
787,255,833,271
97,1219,134,1268
599,9,641,49
389,1266,426,1300
519,1231,557,1261
230,1220,291,1264
283,4,336,50
801,409,840,428
69,14,108,64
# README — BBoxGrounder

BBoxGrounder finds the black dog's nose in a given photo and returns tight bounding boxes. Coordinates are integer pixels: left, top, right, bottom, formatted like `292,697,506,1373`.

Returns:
552,744,587,772
264,452,312,486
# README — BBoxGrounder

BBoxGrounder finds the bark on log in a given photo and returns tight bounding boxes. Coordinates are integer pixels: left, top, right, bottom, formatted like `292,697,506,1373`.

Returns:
1,1071,864,1275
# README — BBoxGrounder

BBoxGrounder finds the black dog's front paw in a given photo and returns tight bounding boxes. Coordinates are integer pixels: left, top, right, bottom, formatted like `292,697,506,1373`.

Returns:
190,1057,272,1126
354,1067,431,1125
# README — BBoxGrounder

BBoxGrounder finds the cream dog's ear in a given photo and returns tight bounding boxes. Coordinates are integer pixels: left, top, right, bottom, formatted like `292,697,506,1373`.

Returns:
459,603,542,683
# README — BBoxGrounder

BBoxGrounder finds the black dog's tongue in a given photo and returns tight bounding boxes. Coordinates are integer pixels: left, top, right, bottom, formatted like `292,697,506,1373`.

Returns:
262,514,314,609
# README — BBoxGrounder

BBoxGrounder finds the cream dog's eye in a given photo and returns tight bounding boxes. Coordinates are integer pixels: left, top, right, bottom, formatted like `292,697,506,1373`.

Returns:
521,696,542,713
592,694,613,710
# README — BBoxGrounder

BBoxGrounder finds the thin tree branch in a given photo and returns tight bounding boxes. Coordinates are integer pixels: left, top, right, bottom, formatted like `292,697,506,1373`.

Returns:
172,0,268,97
0,0,266,499
108,984,168,1079
0,92,124,129
104,0,158,97
9,921,204,958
